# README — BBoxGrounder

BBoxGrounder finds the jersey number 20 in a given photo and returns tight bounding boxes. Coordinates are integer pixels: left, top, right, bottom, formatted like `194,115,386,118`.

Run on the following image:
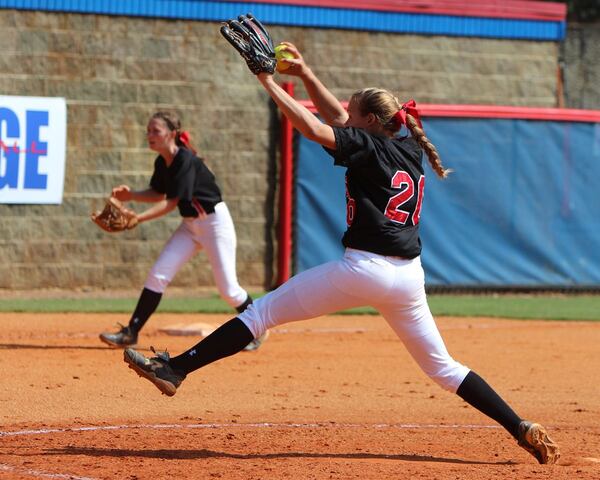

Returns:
384,171,425,225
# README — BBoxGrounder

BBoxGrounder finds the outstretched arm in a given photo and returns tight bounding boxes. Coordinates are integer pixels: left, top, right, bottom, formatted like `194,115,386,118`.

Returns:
136,197,179,223
258,73,336,149
130,188,167,203
112,185,166,203
277,42,348,127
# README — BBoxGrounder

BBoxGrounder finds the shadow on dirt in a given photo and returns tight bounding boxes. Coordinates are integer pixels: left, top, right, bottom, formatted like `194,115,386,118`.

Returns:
41,446,514,465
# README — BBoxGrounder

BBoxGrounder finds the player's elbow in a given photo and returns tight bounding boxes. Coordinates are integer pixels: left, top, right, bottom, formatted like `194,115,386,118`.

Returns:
166,198,179,211
326,112,348,128
303,124,335,150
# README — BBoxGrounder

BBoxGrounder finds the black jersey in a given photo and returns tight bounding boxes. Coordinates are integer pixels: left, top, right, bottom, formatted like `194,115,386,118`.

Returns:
325,126,425,258
149,147,222,218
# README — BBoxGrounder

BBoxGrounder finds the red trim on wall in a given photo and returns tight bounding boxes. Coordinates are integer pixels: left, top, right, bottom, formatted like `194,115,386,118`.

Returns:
298,100,600,123
251,0,566,21
418,104,600,122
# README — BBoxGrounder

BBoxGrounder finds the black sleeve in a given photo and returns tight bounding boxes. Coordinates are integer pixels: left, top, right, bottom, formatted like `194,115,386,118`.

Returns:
166,155,195,200
149,158,167,193
324,127,378,168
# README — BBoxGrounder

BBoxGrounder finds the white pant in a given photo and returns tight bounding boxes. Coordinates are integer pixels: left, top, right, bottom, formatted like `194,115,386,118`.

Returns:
238,248,470,392
144,202,248,308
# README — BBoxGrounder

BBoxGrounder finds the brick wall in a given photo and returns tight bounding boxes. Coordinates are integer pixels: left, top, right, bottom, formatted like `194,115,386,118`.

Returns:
0,9,560,290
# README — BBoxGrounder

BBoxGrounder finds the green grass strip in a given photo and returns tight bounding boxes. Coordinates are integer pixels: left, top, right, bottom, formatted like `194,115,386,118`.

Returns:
0,296,232,314
0,294,597,321
426,295,599,321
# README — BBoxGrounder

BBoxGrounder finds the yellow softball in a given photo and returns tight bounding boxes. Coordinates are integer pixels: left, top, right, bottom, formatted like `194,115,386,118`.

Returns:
275,44,294,72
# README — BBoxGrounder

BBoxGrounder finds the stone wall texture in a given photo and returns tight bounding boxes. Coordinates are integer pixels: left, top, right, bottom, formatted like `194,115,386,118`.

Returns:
0,9,562,290
563,22,600,109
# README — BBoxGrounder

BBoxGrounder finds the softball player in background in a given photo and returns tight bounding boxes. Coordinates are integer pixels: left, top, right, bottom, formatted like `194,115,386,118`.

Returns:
99,111,267,351
123,49,559,464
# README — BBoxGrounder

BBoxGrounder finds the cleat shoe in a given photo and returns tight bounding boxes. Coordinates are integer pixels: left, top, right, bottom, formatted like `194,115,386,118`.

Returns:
517,421,560,464
99,323,138,348
123,347,186,397
243,329,270,352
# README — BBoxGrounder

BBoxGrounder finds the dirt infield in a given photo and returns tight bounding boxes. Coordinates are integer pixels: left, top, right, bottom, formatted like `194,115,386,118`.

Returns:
1,313,599,479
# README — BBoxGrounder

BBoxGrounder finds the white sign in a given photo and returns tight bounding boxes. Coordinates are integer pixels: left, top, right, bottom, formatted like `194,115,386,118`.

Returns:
0,95,67,204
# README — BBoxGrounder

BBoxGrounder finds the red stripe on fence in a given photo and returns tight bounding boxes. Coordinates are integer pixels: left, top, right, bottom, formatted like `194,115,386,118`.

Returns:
251,0,566,21
298,101,600,123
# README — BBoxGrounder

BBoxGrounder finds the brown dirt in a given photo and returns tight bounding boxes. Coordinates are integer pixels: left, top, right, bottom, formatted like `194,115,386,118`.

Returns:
0,313,598,479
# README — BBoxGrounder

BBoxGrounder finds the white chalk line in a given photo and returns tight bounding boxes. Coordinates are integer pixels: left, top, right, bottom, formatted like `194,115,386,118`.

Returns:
0,462,96,480
0,422,501,438
0,422,500,478
3,422,594,476
1,320,569,343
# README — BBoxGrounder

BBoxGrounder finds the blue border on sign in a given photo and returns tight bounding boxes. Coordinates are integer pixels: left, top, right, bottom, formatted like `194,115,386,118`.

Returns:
0,0,565,40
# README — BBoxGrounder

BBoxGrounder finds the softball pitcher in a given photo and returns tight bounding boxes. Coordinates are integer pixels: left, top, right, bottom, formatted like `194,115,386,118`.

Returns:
122,24,559,465
99,111,267,352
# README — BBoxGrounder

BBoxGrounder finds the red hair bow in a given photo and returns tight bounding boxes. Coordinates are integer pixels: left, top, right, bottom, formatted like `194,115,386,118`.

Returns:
179,130,191,147
178,130,197,154
394,99,422,129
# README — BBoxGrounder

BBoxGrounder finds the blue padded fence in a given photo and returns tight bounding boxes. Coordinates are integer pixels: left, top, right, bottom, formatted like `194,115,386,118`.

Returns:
295,118,600,288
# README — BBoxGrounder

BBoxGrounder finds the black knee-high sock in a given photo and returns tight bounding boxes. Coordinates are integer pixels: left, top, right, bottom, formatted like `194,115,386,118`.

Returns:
235,295,253,313
456,371,522,439
128,288,162,334
169,318,254,375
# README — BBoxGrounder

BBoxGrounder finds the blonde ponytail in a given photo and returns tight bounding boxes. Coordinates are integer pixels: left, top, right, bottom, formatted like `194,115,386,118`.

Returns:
351,89,452,179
